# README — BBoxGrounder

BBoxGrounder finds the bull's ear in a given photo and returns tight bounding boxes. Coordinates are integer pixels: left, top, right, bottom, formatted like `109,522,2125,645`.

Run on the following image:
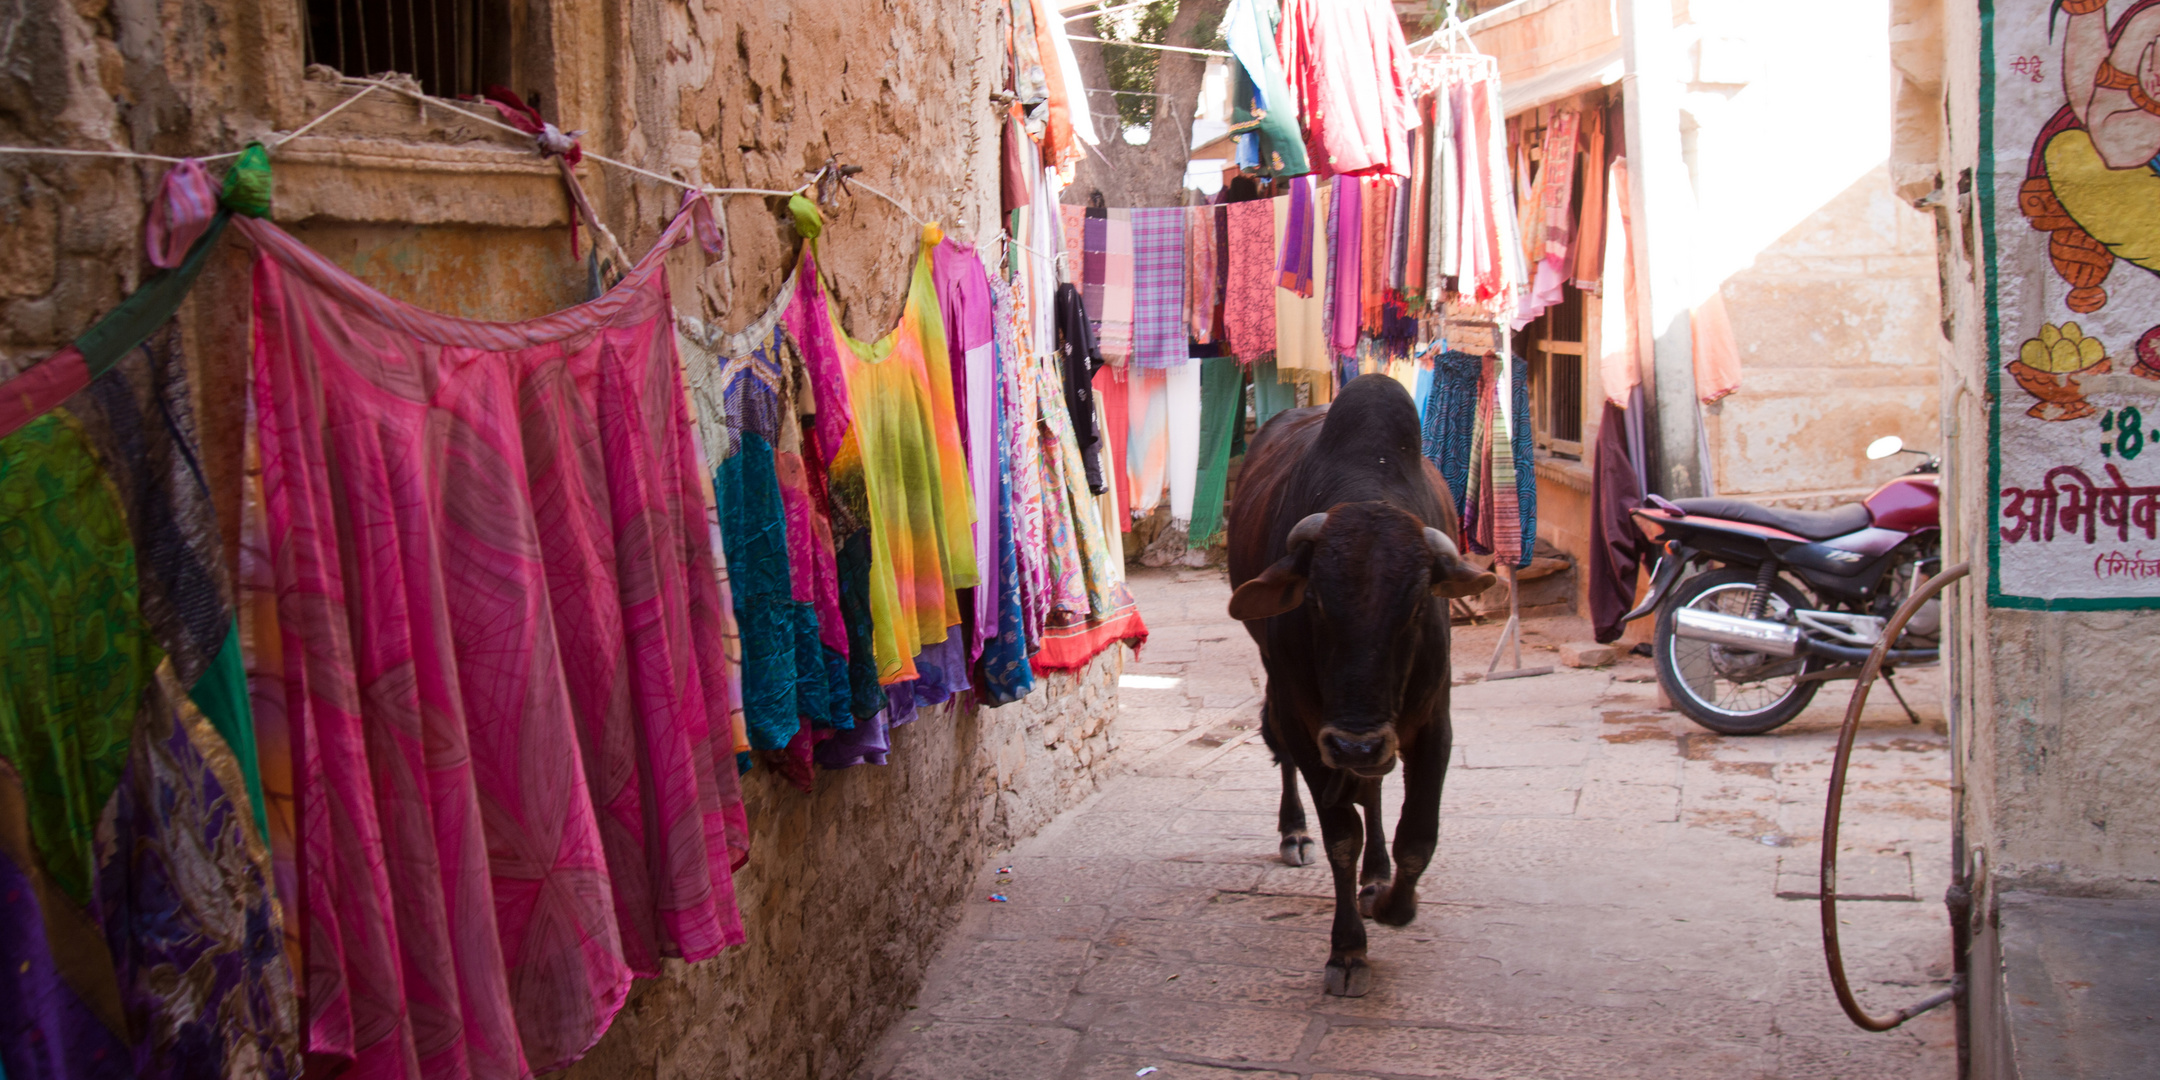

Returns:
1425,527,1497,599
1229,557,1309,621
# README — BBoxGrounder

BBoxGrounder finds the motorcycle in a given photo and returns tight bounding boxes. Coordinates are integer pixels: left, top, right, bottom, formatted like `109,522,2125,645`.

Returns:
1622,436,1942,735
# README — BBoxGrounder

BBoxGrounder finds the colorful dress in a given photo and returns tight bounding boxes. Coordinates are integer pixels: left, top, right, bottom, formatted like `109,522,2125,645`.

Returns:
827,229,979,684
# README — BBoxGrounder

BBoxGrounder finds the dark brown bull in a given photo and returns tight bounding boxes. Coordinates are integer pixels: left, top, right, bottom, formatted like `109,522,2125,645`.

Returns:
1225,374,1494,997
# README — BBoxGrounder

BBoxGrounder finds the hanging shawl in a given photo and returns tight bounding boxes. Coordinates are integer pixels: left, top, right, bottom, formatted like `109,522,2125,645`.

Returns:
1277,175,1316,295
1224,198,1279,364
1130,207,1188,369
1096,209,1137,363
243,192,746,1079
1185,204,1223,344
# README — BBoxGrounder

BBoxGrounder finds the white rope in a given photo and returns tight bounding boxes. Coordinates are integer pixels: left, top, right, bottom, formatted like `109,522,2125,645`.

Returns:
1067,35,1228,58
0,75,826,208
842,176,930,227
1064,0,1158,19
271,80,383,147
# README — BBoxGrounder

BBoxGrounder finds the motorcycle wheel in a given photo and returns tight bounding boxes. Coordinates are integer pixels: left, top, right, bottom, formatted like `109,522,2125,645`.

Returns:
1654,567,1820,735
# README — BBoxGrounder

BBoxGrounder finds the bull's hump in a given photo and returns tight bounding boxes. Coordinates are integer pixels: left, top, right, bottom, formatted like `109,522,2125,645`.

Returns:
1314,374,1422,462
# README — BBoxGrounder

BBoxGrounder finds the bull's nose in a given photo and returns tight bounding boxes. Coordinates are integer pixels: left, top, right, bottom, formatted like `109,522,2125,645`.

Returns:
1327,733,1384,762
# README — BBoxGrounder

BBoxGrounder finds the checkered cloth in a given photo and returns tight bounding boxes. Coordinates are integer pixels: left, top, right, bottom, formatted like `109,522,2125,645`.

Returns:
1130,207,1187,370
1097,209,1136,363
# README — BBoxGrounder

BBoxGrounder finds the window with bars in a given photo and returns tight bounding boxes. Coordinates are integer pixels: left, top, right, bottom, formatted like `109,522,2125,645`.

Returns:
303,0,492,98
1526,289,1586,458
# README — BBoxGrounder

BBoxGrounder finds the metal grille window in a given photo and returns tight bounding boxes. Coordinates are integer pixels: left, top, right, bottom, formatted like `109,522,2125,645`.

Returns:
1526,288,1586,458
304,0,487,98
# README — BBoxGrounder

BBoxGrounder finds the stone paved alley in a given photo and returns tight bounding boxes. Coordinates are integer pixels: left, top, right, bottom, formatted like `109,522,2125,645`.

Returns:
863,568,1957,1079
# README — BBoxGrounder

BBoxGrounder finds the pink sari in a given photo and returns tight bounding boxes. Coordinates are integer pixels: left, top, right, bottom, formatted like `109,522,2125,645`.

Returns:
242,194,747,1080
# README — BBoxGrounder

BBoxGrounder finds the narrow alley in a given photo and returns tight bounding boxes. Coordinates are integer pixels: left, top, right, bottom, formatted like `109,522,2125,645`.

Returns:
866,568,1957,1079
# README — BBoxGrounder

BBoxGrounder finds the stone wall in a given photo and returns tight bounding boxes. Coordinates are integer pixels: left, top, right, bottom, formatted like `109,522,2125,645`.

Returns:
4,0,1134,1076
564,650,1127,1079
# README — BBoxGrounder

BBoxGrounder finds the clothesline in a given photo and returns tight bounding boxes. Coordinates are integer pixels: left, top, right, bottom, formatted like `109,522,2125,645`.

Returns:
1066,35,1230,58
0,77,395,167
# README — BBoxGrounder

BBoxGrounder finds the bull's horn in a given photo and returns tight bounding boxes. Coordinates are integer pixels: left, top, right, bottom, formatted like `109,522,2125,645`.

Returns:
1288,512,1329,551
1426,527,1497,598
1423,527,1459,561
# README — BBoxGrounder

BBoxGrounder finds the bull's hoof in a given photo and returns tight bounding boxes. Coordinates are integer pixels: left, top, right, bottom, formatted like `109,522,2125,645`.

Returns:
1356,878,1391,918
1373,883,1419,927
1324,956,1373,997
1279,830,1315,867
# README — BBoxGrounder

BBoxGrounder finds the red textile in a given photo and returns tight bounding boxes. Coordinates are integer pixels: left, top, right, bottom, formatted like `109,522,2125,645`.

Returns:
0,346,89,440
1224,199,1279,364
1278,0,1418,177
242,194,745,1080
1030,583,1149,671
1095,364,1132,523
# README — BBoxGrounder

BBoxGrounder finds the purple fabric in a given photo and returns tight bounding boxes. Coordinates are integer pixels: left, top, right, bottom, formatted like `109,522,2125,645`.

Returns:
1278,176,1314,296
1331,176,1363,355
1082,210,1109,324
931,240,1002,659
815,636,974,769
1130,208,1189,370
1,850,134,1080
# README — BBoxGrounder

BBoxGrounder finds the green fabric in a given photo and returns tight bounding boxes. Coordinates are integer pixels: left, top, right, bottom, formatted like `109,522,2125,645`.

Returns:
74,211,229,381
1188,355,1245,549
219,143,273,219
1253,359,1299,432
789,194,824,241
0,413,160,903
187,623,269,842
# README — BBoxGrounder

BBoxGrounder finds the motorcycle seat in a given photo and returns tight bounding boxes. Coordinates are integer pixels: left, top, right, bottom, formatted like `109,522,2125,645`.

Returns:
1668,497,1872,540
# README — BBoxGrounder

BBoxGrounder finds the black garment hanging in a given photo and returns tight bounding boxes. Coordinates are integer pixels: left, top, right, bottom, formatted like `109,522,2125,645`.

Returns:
1054,282,1108,494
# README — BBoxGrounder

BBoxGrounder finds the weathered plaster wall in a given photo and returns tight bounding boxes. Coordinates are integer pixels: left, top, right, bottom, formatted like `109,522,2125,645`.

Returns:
4,2,1132,1077
1931,0,2160,902
1680,0,1942,502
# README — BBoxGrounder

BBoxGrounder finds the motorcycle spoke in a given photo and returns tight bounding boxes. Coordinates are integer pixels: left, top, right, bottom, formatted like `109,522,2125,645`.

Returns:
1672,582,1806,719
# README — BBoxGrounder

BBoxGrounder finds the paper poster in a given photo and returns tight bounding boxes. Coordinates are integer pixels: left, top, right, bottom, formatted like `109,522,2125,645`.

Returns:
1987,0,2160,607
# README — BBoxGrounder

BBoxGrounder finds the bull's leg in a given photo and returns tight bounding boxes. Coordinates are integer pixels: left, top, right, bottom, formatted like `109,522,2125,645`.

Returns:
1304,765,1373,997
1277,762,1314,866
1373,720,1450,928
1263,703,1315,866
1355,776,1392,917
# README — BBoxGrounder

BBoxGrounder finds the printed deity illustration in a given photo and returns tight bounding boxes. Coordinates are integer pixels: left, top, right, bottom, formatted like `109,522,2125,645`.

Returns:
2019,0,2160,376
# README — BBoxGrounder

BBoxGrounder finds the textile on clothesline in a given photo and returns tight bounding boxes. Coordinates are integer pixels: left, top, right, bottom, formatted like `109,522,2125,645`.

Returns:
1276,187,1329,373
1184,204,1222,344
1097,209,1136,363
1186,355,1244,549
828,227,979,687
1130,207,1188,369
1278,0,1418,178
1598,156,1640,407
1224,199,1278,364
243,191,746,1078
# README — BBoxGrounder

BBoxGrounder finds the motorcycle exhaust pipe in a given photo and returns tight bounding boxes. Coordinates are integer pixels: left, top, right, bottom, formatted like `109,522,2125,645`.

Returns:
1672,607,1801,657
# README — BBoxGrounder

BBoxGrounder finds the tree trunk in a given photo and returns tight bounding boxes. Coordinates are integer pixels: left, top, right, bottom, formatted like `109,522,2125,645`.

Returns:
1065,0,1229,208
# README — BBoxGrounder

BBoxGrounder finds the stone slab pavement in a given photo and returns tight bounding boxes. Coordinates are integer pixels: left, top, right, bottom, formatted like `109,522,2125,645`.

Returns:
860,567,1956,1079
